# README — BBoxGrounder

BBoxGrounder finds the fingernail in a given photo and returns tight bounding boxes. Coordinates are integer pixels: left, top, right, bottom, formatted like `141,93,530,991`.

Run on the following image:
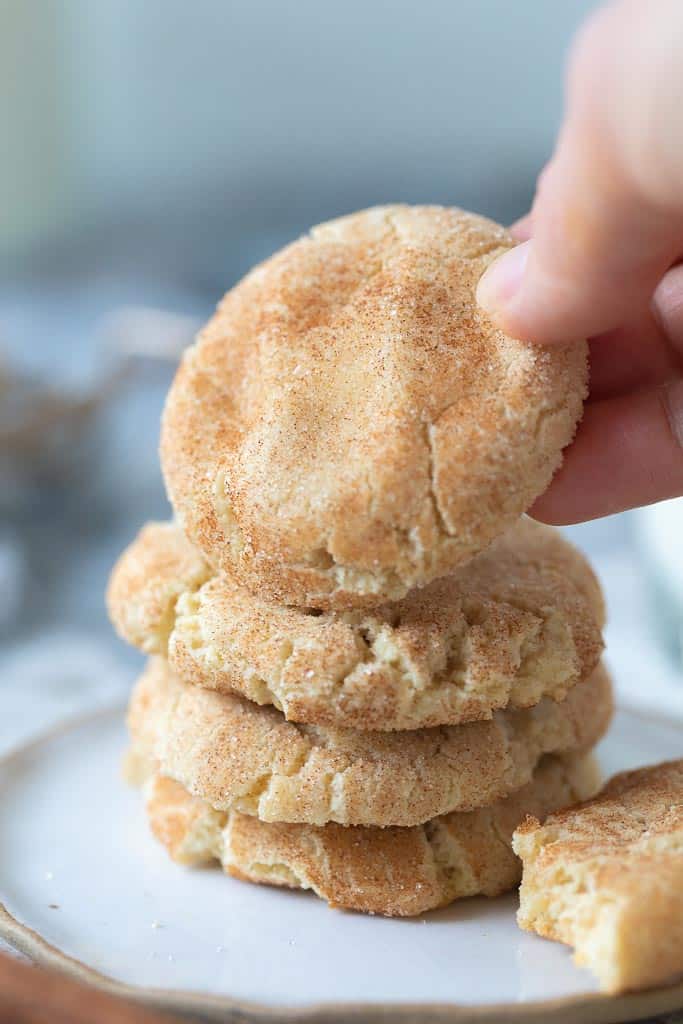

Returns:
476,241,530,319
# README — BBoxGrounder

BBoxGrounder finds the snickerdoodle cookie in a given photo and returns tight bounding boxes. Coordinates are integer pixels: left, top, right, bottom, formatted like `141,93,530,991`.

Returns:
109,518,604,730
513,758,683,994
126,658,612,828
138,753,600,917
160,205,587,609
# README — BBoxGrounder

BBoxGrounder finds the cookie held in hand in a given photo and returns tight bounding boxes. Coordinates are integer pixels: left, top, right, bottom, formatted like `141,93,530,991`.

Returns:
161,205,588,609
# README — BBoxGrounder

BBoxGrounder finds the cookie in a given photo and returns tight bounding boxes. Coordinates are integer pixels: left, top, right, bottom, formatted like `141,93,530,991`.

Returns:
127,658,612,827
108,518,604,730
107,522,211,656
160,205,587,609
513,758,683,994
139,754,600,917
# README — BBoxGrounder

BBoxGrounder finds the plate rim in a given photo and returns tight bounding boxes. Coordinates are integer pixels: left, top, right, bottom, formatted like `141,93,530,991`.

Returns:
1,702,682,1024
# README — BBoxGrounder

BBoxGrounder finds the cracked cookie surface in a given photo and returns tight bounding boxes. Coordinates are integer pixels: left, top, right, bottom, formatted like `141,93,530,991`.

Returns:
109,519,605,730
160,205,588,609
126,658,612,827
133,753,601,917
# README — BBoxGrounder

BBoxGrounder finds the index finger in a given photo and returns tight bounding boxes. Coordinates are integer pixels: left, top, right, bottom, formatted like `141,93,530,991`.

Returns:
478,0,683,345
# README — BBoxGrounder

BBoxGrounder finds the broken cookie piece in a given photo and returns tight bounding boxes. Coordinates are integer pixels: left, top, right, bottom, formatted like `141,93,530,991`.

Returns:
513,758,683,994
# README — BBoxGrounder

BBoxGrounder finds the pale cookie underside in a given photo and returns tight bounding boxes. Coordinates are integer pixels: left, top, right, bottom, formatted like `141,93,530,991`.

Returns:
108,518,604,730
127,658,613,827
513,758,683,994
160,205,588,609
138,753,601,917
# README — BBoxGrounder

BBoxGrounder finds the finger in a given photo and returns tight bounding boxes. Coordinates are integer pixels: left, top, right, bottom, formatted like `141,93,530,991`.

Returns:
478,0,683,344
530,378,683,524
653,262,683,351
588,262,683,399
510,214,532,241
509,166,550,241
587,310,679,401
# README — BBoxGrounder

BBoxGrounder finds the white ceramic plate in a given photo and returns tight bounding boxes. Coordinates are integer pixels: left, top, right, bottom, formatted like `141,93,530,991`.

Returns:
0,703,682,1023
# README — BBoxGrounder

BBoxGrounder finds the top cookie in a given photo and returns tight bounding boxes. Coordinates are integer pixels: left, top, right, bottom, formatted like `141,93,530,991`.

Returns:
161,205,588,609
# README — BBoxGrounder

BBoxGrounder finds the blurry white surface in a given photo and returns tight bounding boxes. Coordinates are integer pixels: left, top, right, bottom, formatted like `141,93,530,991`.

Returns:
635,499,683,664
0,706,681,1018
566,514,683,720
637,498,683,606
600,557,683,718
0,629,129,758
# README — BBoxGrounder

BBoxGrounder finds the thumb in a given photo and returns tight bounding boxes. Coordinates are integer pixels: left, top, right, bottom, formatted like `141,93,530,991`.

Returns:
477,0,683,344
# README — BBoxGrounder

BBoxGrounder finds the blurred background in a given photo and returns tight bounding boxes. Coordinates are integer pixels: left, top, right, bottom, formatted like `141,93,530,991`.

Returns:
1,0,681,751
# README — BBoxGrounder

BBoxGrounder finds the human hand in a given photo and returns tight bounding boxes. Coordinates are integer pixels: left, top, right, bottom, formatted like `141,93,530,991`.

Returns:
476,0,683,524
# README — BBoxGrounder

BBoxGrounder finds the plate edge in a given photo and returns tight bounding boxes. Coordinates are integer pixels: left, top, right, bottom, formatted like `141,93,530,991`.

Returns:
1,705,682,1024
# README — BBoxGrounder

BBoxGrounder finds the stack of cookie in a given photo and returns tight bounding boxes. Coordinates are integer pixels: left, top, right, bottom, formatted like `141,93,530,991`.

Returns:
108,206,612,917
